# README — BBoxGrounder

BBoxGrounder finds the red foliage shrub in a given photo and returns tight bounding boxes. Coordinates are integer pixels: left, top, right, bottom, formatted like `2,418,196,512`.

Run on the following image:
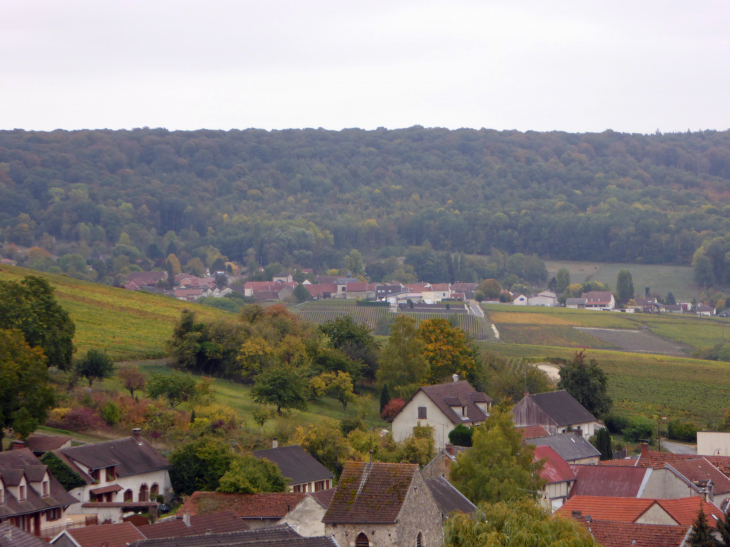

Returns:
380,398,405,422
49,407,103,432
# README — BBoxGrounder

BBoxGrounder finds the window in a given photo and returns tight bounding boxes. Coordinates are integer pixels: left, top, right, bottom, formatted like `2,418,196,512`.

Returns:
47,508,61,521
418,407,427,419
293,485,301,493
315,481,325,492
42,481,49,497
139,484,149,502
91,469,100,482
416,532,423,547
106,467,115,481
19,485,26,501
124,489,133,502
462,406,466,417
150,484,159,500
355,533,369,547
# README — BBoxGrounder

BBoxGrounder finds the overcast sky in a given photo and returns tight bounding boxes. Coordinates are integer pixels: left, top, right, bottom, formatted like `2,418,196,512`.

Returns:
2,0,729,134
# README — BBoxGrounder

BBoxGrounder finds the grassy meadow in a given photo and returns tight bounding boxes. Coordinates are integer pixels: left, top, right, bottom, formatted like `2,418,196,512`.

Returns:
0,264,232,360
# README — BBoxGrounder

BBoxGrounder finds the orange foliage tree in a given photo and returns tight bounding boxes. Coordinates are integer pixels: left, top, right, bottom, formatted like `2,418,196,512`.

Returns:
419,318,479,384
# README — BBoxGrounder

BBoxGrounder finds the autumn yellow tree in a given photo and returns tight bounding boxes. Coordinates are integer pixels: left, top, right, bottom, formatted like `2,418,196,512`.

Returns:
419,318,479,384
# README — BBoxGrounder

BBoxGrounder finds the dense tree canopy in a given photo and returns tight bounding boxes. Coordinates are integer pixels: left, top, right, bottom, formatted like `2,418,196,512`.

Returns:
558,351,613,418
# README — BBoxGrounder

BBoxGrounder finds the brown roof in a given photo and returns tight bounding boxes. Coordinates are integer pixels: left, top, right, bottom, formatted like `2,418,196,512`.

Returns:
569,465,651,498
138,511,249,539
667,458,730,495
81,502,158,508
60,522,145,547
25,435,71,454
131,525,334,547
517,425,550,440
522,390,597,427
127,271,167,286
305,284,338,297
396,380,491,425
322,462,417,524
0,522,48,547
0,448,78,519
253,445,333,486
60,436,171,477
309,489,335,509
580,520,689,547
534,446,576,484
600,458,639,467
637,451,730,479
583,291,613,304
430,284,451,291
424,476,476,516
179,492,306,519
89,484,124,496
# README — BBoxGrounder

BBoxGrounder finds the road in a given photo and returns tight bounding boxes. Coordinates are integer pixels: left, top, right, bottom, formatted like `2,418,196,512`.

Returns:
469,301,484,317
662,440,697,455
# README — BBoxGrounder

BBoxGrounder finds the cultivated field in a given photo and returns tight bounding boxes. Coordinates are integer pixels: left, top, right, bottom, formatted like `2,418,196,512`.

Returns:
574,327,686,356
0,265,232,360
496,324,618,349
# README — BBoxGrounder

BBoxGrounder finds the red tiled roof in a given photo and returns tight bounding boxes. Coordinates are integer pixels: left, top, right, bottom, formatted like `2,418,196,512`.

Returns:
580,520,689,547
138,510,249,539
430,284,451,291
81,502,158,508
656,497,724,526
63,522,145,547
344,282,368,292
569,465,650,498
323,462,417,524
179,492,305,519
600,458,639,467
309,489,335,509
305,284,338,296
534,446,575,484
405,283,431,291
667,458,730,495
637,451,730,479
127,271,167,286
558,496,654,522
518,426,550,440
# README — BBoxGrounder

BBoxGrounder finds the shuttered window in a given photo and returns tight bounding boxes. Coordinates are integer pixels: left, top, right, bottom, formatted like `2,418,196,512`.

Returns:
418,407,427,419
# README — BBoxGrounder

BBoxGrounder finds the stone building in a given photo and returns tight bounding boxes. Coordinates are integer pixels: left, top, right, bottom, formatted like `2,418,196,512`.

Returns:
323,462,442,547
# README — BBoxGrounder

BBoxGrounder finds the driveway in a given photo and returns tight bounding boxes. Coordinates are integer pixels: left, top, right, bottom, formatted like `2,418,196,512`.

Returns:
661,440,697,455
469,301,484,317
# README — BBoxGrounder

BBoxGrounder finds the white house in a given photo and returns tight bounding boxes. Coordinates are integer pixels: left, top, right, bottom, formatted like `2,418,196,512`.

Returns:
513,294,528,305
253,444,334,493
392,377,492,449
527,291,557,307
582,291,616,310
56,430,171,524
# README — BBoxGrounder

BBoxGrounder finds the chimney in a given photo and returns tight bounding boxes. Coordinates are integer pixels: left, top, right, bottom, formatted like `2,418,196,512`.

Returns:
369,450,373,463
445,444,455,456
453,374,459,383
205,530,212,535
640,442,649,458
182,511,191,527
11,440,26,450
272,437,278,449
132,428,142,443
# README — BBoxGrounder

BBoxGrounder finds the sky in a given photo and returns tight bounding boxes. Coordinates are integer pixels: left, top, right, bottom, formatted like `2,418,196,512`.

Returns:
2,0,729,134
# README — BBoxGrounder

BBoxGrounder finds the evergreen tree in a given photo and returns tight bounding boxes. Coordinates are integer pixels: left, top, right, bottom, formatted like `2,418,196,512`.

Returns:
595,428,613,461
616,269,635,305
666,291,677,305
556,268,571,293
380,384,390,413
688,503,715,547
558,350,612,417
716,509,730,547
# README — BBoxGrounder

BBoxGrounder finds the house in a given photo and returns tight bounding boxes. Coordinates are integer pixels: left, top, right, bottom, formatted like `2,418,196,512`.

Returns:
242,281,297,298
56,430,171,524
178,492,306,530
343,282,376,300
0,522,52,547
420,445,470,480
696,304,715,316
575,520,690,547
24,437,71,458
565,298,587,309
663,304,685,314
279,490,334,537
123,282,141,291
423,284,451,304
423,476,476,519
512,390,599,437
138,511,248,538
632,447,730,482
129,524,334,547
583,291,615,310
451,283,477,300
698,432,730,457
569,465,652,498
273,272,293,283
335,278,359,297
322,462,443,547
392,378,493,449
0,448,77,537
50,522,145,547
376,284,405,300
517,426,550,440
252,444,334,493
173,288,207,301
513,294,528,305
534,446,576,510
528,291,557,307
528,433,601,465
559,495,723,526
305,284,338,300
126,272,167,287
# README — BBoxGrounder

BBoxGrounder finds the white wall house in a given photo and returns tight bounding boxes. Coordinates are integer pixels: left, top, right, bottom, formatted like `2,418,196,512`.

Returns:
513,295,528,305
527,291,557,307
392,378,492,450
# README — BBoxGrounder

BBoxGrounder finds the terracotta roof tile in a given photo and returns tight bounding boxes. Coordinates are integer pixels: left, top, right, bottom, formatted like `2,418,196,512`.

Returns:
253,445,333,486
656,497,725,526
61,522,145,547
179,492,305,519
667,458,730,495
580,520,689,547
131,524,306,547
534,446,576,484
25,436,71,454
569,465,650,498
309,489,335,509
138,511,248,539
518,425,550,440
322,462,417,524
558,496,655,522
599,458,639,467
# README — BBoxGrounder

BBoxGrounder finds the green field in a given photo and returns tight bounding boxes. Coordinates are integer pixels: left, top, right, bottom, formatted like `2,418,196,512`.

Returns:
0,265,232,360
544,260,700,301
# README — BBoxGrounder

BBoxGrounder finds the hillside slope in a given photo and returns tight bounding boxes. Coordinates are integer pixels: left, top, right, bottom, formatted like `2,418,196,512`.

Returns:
0,265,232,360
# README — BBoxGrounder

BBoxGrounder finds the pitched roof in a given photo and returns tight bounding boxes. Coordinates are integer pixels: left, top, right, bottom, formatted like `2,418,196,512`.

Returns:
656,497,725,526
424,476,476,516
179,492,306,519
569,465,651,498
0,522,48,547
666,458,730,495
253,445,333,486
344,282,369,292
534,446,576,484
127,271,167,285
517,425,550,440
399,380,491,425
528,433,601,462
138,511,249,539
60,436,171,476
309,489,335,509
57,522,146,547
25,435,71,454
305,284,338,297
583,291,613,304
636,451,730,480
524,390,597,426
580,520,689,547
0,448,77,519
322,462,417,524
131,524,308,547
566,298,587,305
600,458,639,467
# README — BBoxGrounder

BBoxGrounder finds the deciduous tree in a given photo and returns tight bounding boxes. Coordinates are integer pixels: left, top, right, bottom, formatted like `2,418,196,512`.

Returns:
376,315,429,399
558,350,612,417
118,366,146,397
252,365,308,414
147,371,197,409
75,349,115,387
480,279,501,299
169,437,236,495
557,268,571,293
217,455,287,494
419,318,478,384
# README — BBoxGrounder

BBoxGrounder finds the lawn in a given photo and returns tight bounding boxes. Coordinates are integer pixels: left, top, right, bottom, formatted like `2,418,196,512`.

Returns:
0,265,233,360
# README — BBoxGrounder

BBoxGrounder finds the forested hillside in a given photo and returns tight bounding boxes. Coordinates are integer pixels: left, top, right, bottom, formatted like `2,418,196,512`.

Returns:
2,127,730,281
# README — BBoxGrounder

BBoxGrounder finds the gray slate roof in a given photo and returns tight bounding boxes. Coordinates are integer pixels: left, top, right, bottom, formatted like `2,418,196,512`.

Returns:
528,433,601,462
527,390,596,427
60,436,171,477
253,445,333,485
130,525,335,547
0,523,48,547
425,477,476,516
397,381,492,426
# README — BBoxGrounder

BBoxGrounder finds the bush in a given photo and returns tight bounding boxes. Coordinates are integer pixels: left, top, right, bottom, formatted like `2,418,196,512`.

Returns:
603,413,629,434
667,420,698,443
340,417,366,436
101,401,121,425
48,406,102,432
448,424,474,447
623,416,654,443
381,398,405,422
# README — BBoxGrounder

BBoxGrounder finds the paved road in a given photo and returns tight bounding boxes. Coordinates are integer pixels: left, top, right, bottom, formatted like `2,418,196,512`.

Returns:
662,440,697,455
469,301,485,317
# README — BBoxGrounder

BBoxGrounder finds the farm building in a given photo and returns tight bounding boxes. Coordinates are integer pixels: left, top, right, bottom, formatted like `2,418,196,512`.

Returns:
512,390,599,437
528,291,557,307
566,298,586,309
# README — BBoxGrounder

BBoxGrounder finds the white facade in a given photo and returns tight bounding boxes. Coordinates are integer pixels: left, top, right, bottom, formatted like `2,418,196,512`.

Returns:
513,295,528,305
279,496,327,537
527,295,556,307
698,432,730,457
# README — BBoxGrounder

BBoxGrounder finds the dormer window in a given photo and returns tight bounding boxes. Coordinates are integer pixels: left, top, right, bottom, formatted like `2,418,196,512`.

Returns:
106,467,116,481
42,481,49,497
91,469,100,482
